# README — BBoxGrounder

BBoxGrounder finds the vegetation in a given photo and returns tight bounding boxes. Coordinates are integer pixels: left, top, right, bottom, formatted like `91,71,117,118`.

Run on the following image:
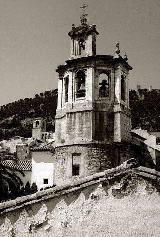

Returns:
129,89,160,131
30,182,38,194
0,162,38,201
0,161,25,201
0,89,57,140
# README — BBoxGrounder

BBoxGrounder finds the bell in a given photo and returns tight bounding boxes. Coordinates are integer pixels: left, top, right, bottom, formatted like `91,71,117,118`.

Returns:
79,83,85,91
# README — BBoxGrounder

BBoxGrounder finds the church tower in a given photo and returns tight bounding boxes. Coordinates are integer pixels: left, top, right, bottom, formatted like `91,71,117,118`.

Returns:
54,6,132,185
32,118,46,140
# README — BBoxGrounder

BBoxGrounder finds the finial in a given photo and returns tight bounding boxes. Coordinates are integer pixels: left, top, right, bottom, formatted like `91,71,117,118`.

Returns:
72,24,75,30
80,3,88,25
115,42,120,54
124,52,128,61
114,42,121,58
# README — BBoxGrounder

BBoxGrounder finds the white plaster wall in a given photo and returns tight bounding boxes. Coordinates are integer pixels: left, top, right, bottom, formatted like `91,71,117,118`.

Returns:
1,178,160,237
31,151,55,190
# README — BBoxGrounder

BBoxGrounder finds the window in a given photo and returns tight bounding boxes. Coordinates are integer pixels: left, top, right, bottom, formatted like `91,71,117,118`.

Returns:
121,75,126,101
72,164,80,176
35,120,39,127
75,71,86,98
65,76,69,102
72,153,81,176
43,178,48,184
99,73,109,97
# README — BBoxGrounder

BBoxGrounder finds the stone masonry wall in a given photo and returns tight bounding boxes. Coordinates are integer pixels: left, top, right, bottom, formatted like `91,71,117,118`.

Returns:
55,110,93,146
54,144,113,186
121,111,131,142
54,142,138,186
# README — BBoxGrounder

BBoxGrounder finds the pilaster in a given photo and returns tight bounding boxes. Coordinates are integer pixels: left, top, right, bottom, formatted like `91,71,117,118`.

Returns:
114,66,121,103
113,104,121,142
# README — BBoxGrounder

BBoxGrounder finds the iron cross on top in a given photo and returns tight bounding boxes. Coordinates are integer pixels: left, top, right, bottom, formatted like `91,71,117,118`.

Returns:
80,3,88,12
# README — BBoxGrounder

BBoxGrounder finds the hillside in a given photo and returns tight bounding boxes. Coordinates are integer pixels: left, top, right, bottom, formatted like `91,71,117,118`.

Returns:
129,89,160,132
0,88,159,140
0,89,57,140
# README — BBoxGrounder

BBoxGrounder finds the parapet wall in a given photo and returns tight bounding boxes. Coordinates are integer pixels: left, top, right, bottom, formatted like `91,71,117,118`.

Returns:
1,165,160,237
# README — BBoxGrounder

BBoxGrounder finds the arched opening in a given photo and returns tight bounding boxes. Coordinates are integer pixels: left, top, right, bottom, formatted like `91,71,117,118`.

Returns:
99,73,109,97
121,75,126,101
75,70,86,98
79,38,85,55
35,120,39,127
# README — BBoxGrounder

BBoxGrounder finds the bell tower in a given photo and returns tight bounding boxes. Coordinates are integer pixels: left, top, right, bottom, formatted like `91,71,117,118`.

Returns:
54,6,132,185
69,4,98,59
32,118,46,140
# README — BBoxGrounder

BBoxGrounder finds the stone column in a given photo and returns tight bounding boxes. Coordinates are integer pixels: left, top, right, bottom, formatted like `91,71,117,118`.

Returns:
68,71,72,104
113,104,121,142
86,35,92,56
126,74,129,107
70,39,74,57
57,78,63,109
86,68,94,101
61,78,65,107
114,66,121,103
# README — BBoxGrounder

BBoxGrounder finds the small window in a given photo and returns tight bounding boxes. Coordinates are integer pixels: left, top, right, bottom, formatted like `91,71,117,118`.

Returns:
35,121,39,127
43,178,48,184
72,153,81,176
72,164,80,176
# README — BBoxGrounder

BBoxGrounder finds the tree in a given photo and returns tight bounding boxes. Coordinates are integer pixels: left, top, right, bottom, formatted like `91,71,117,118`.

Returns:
0,162,25,201
30,182,38,194
25,181,31,195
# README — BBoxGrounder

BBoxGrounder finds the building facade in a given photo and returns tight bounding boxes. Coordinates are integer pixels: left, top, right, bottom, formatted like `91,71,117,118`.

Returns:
31,148,55,190
54,14,132,185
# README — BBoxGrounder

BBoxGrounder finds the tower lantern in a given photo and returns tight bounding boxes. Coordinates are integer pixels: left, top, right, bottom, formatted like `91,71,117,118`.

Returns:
54,8,132,185
68,5,99,59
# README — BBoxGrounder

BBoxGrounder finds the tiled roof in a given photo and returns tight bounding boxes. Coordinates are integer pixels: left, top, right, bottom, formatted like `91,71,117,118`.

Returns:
1,160,31,171
31,146,53,151
31,142,54,152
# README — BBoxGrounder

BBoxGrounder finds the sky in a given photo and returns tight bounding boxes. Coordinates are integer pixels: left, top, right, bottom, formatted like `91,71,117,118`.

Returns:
0,0,160,106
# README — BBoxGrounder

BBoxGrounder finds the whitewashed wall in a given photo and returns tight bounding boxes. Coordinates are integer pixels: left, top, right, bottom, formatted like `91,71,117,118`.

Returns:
31,151,55,189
